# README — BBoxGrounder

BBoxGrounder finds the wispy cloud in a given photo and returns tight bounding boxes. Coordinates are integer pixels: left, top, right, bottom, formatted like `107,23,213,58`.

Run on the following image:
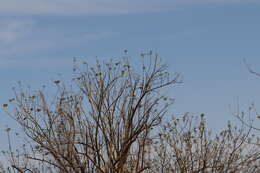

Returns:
0,0,256,15
0,56,73,69
0,19,34,45
0,0,162,15
84,32,117,41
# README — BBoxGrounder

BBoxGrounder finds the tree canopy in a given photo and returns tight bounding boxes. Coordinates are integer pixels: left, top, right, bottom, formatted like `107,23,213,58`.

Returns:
1,52,259,173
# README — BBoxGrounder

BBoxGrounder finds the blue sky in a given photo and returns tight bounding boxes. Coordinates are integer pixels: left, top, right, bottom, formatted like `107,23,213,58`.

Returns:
0,0,260,150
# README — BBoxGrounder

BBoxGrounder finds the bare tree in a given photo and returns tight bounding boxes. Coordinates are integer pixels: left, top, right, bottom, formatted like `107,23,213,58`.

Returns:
235,59,260,131
150,114,260,173
1,54,259,173
3,52,180,173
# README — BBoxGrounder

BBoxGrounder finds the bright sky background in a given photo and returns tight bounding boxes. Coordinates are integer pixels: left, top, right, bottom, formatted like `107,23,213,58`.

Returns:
0,0,260,151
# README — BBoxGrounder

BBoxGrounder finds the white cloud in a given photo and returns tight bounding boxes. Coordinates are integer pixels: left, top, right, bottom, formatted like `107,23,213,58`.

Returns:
0,0,156,15
0,0,257,15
